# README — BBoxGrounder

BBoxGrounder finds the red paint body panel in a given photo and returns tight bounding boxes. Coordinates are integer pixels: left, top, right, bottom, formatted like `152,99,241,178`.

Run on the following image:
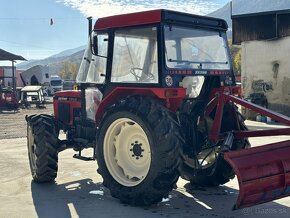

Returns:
226,94,290,126
0,67,4,77
95,87,186,125
234,128,290,138
208,91,290,142
94,10,161,30
54,90,81,98
224,140,290,209
53,90,81,126
0,91,18,109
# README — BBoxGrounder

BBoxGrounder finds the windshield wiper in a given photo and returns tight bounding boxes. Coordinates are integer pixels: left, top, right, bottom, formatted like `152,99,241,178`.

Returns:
168,59,228,65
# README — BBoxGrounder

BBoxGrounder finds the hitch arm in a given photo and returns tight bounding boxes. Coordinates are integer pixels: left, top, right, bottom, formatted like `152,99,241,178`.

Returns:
207,89,290,209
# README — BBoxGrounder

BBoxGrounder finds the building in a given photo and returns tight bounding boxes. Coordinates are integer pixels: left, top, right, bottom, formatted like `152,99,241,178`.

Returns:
0,48,26,91
0,66,14,87
232,2,290,117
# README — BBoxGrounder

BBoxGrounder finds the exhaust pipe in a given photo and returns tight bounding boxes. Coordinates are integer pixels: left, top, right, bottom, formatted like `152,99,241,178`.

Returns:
87,16,92,36
80,16,93,122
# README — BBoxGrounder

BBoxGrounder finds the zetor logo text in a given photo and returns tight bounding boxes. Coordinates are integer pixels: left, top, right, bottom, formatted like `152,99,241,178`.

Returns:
166,70,231,75
167,70,192,75
209,71,231,75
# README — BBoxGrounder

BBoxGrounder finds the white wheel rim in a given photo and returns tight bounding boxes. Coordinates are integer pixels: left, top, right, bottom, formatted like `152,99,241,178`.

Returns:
28,126,36,172
103,118,151,187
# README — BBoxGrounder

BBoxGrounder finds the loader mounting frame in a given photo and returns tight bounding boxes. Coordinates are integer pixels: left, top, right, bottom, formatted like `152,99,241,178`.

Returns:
208,88,290,209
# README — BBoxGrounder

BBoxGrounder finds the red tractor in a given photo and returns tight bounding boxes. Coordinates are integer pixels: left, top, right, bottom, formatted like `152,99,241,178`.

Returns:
0,87,18,110
26,10,290,209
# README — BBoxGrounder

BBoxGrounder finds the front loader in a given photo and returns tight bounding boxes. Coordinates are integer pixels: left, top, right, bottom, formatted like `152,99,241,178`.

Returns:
26,9,290,209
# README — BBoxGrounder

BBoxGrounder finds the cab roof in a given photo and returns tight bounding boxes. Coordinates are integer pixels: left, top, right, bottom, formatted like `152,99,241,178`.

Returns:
94,9,228,31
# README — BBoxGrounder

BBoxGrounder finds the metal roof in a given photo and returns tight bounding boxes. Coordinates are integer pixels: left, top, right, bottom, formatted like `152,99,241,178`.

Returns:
232,0,290,17
21,86,42,92
94,9,228,31
0,49,26,61
232,8,290,18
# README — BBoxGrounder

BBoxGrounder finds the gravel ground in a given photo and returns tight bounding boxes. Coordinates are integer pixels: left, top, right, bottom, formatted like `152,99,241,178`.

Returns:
0,103,54,139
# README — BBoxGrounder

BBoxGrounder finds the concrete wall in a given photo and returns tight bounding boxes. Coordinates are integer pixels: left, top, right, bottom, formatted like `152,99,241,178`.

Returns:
241,36,290,116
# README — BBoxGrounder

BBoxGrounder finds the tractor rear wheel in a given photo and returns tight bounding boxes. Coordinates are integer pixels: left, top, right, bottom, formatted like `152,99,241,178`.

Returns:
96,96,182,206
27,114,59,182
181,104,250,187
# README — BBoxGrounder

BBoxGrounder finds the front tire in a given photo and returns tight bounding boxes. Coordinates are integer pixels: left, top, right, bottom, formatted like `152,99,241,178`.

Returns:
27,114,59,182
96,96,183,206
181,104,250,187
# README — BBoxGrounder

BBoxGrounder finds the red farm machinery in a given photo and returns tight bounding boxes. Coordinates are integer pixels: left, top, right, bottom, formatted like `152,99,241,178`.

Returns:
0,87,18,111
26,10,290,209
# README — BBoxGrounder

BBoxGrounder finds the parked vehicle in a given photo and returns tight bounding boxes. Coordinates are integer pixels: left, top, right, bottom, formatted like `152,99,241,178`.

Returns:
20,85,45,108
0,87,18,110
62,79,77,90
50,75,62,94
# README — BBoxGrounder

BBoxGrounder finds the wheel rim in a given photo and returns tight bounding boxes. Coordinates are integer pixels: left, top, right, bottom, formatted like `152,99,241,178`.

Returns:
103,118,151,187
196,117,218,169
27,125,36,173
196,147,219,169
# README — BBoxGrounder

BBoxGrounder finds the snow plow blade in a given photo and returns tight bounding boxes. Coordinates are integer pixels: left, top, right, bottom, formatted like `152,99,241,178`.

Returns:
224,140,290,209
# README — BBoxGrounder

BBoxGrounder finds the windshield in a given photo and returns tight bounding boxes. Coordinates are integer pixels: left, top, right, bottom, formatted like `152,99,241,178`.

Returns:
164,25,230,70
51,80,62,86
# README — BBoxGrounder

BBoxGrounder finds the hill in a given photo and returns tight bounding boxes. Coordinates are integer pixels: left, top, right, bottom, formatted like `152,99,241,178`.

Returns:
209,2,231,28
16,46,85,75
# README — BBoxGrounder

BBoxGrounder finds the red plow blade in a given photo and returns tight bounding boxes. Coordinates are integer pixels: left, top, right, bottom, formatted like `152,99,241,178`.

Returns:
224,140,290,209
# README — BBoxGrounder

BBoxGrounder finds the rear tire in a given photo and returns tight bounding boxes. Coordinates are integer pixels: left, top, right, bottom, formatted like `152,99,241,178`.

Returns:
181,104,250,187
27,114,59,182
96,96,182,206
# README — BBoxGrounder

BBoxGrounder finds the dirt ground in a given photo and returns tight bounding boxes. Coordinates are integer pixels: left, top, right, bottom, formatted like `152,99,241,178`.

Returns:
0,103,54,139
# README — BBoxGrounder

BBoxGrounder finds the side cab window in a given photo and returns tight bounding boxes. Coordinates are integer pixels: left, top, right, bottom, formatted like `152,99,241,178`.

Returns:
111,27,158,84
86,33,108,84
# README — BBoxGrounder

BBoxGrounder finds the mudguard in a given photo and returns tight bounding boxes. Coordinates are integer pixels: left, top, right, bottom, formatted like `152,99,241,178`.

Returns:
224,140,290,209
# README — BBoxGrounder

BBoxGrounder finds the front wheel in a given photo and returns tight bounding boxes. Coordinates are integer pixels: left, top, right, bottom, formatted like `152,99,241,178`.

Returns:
96,96,183,206
27,114,59,182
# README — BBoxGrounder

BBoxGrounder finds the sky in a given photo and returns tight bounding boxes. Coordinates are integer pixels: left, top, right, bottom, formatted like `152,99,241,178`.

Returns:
0,0,228,65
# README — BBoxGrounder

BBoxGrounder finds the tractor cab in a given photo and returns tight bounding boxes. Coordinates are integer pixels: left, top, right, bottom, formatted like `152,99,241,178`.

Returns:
76,9,233,103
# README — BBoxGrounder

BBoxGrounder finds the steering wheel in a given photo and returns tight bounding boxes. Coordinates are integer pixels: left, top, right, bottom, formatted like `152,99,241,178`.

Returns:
129,67,143,81
129,68,155,82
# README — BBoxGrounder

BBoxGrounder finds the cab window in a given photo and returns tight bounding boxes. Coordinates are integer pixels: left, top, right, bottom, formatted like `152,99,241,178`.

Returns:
111,27,158,84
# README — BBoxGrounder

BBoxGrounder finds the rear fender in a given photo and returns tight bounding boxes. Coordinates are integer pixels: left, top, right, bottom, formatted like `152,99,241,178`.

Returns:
95,87,186,125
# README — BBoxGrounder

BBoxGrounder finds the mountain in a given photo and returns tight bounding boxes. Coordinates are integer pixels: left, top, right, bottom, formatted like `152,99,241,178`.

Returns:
49,45,86,59
17,46,85,75
208,2,232,28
